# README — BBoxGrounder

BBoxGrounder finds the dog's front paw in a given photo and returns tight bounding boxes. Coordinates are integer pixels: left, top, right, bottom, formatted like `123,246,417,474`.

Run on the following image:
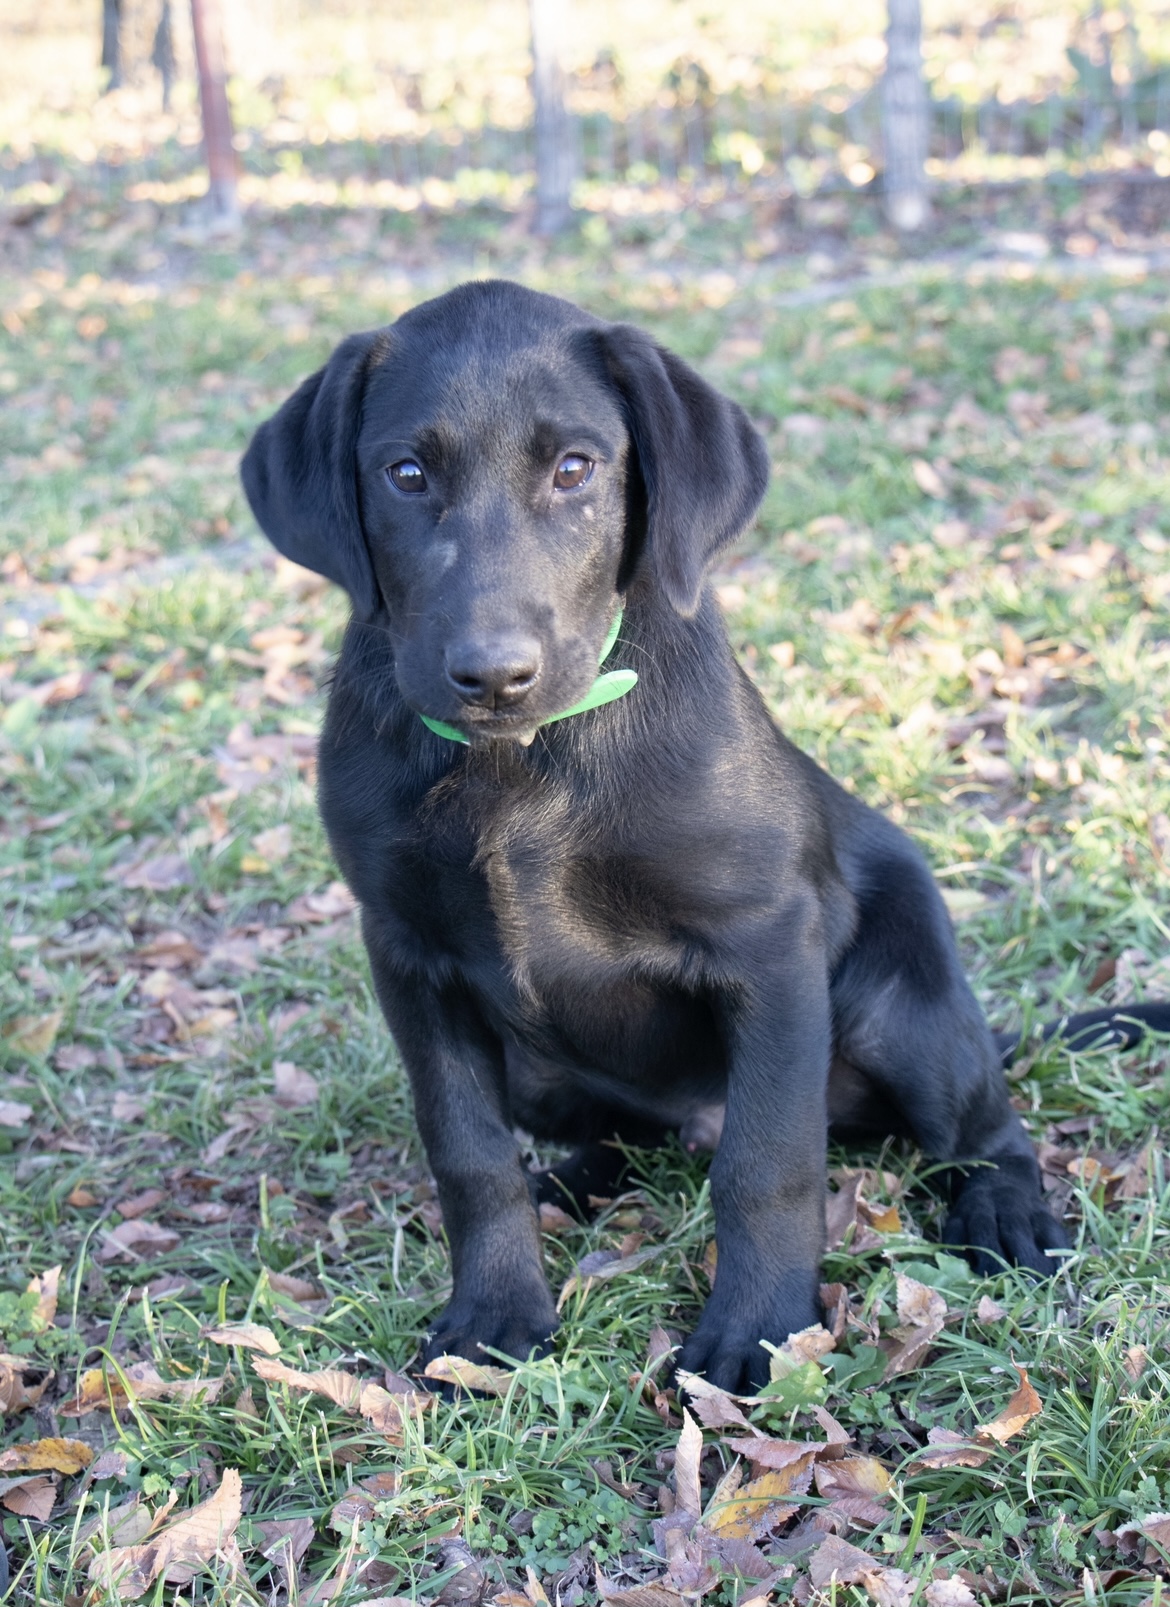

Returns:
421,1295,558,1372
677,1270,821,1395
943,1153,1068,1276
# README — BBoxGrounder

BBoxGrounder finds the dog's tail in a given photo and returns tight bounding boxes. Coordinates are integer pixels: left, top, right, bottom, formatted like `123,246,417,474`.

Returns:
996,1002,1170,1067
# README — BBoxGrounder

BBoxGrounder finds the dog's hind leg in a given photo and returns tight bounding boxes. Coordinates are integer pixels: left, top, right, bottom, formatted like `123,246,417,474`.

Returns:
830,849,1067,1275
530,1115,670,1217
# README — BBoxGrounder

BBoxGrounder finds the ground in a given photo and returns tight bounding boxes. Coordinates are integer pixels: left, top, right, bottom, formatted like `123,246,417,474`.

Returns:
3,158,1170,1607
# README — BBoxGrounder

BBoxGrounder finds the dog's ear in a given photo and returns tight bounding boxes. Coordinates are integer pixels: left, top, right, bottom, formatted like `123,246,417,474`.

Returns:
241,331,383,621
588,324,769,615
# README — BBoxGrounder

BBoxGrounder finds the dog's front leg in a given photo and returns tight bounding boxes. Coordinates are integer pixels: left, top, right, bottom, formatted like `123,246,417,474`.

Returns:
367,946,558,1366
679,908,830,1394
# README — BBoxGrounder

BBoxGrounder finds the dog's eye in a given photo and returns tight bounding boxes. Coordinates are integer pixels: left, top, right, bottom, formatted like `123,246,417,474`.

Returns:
553,454,593,491
388,459,427,494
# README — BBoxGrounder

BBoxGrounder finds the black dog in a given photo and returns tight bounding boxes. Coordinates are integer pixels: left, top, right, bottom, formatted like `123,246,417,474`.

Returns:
242,280,1170,1392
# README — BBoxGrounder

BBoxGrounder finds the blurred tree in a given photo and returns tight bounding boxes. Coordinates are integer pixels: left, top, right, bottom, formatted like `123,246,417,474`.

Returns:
882,0,930,231
530,0,573,234
101,0,123,91
152,0,176,111
190,0,239,228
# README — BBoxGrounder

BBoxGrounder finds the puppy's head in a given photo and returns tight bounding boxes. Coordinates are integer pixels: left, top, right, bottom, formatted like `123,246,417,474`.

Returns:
242,280,767,742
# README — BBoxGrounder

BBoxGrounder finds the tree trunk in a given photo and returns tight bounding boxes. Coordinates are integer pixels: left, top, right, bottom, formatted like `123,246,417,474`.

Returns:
529,0,573,234
190,0,239,227
882,0,930,232
101,0,123,91
152,0,176,111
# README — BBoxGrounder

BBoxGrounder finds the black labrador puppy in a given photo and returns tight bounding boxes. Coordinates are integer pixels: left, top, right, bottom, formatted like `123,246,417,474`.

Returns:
241,279,1169,1392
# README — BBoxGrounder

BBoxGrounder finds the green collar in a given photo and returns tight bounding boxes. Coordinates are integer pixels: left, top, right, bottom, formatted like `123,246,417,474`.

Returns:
419,610,637,745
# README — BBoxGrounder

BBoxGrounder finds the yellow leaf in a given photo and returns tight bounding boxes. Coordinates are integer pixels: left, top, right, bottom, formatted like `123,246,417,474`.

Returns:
867,1204,902,1233
3,1010,63,1059
705,1460,815,1539
422,1354,512,1396
240,854,271,875
0,1437,93,1475
202,1322,281,1356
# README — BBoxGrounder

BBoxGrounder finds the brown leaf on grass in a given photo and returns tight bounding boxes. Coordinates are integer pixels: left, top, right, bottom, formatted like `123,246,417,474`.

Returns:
0,1100,34,1128
861,1565,916,1605
285,881,357,924
118,854,193,892
673,1407,704,1519
809,1533,880,1587
89,1466,243,1597
812,1404,852,1453
261,1272,324,1311
537,1201,576,1234
254,1515,314,1594
87,1448,131,1483
253,1356,416,1438
3,1010,63,1059
905,1427,993,1475
895,1274,947,1329
975,1296,1007,1324
27,1264,60,1328
722,1435,820,1473
705,1460,815,1538
813,1455,892,1525
924,1579,979,1606
0,1356,49,1415
594,1563,687,1606
974,1364,1042,1444
77,1494,162,1550
1123,1345,1149,1383
421,1354,512,1397
96,1219,181,1262
0,1474,56,1520
882,1274,948,1380
782,1323,836,1364
674,1370,753,1431
59,1362,225,1415
202,1322,281,1356
272,1060,319,1108
135,931,205,969
111,1091,148,1122
557,1244,660,1309
0,1438,93,1475
114,1189,167,1220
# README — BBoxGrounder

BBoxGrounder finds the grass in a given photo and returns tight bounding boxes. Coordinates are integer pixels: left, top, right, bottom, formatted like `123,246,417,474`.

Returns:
3,178,1170,1604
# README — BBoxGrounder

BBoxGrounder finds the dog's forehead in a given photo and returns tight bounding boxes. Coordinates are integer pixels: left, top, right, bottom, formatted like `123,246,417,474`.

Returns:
361,282,621,448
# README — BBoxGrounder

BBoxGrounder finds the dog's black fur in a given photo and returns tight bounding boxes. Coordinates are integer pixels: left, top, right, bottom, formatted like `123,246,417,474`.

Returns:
242,280,1170,1392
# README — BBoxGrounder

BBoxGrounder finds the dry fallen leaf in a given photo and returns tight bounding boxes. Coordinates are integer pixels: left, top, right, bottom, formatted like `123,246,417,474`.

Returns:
421,1354,512,1397
266,1268,327,1306
253,1356,416,1439
557,1244,660,1309
674,1370,753,1431
89,1466,243,1597
96,1219,181,1262
0,1356,49,1415
924,1578,979,1606
974,1364,1042,1445
0,1473,56,1520
861,1564,917,1606
0,1100,34,1128
202,1322,281,1356
27,1264,60,1329
118,854,194,892
705,1459,815,1539
722,1435,821,1473
594,1562,688,1606
905,1427,993,1474
59,1361,225,1416
272,1060,319,1108
3,1010,63,1059
0,1438,93,1475
253,825,293,863
113,1189,167,1221
813,1454,891,1525
111,1091,148,1122
661,1407,702,1522
809,1533,880,1587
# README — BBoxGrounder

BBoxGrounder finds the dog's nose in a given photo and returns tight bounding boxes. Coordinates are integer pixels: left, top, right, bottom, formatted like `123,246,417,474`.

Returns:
444,635,542,708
